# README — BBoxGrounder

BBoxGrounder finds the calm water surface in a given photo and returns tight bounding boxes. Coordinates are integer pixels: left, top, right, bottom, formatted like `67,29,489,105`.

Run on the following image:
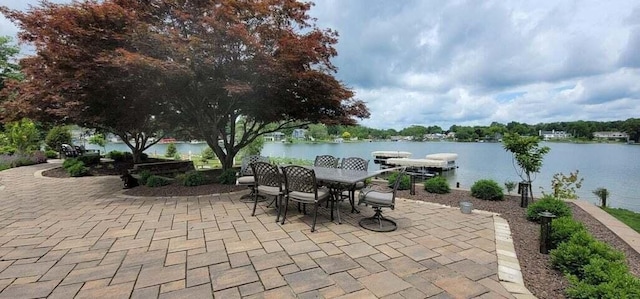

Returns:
88,141,640,211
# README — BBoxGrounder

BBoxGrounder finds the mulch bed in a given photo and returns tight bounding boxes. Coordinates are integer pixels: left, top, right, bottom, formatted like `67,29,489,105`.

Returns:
41,163,640,298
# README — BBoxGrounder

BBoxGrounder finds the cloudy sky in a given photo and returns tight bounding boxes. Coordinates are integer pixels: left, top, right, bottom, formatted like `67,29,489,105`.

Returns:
2,0,639,130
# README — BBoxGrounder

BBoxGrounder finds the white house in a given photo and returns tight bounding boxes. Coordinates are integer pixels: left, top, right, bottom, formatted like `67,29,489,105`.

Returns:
593,132,629,140
539,130,571,140
292,129,307,139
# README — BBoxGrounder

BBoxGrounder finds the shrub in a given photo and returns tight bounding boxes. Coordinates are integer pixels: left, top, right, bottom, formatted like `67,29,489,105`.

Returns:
63,158,80,169
45,126,72,152
470,179,504,200
173,152,182,160
180,171,206,186
504,180,517,195
5,118,40,153
165,143,177,158
387,172,411,190
137,170,153,186
424,176,450,194
566,258,640,299
66,161,88,177
217,169,237,185
77,154,100,166
201,147,216,160
45,149,58,159
550,230,625,278
550,216,586,249
146,175,171,187
0,145,17,155
526,195,572,222
107,150,125,162
542,170,584,200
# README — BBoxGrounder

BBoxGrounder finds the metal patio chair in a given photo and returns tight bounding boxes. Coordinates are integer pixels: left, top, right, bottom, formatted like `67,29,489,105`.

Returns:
358,167,406,232
281,165,331,232
250,161,284,222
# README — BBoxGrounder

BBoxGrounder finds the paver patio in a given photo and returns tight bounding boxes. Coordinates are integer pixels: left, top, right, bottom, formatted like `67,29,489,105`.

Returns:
0,162,525,298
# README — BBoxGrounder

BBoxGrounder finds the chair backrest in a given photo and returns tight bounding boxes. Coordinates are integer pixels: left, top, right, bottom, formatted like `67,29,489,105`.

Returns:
251,161,282,189
241,155,268,176
314,155,339,168
341,157,369,171
282,165,318,195
389,167,407,203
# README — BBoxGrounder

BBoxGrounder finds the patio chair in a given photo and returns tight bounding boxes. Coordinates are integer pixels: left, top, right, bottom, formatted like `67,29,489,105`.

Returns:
281,165,331,232
236,155,269,200
314,155,339,168
60,144,79,158
250,161,284,221
358,167,406,232
340,157,369,211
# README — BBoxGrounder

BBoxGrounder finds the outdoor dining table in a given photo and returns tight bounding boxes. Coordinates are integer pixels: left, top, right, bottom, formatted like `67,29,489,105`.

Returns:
309,166,399,215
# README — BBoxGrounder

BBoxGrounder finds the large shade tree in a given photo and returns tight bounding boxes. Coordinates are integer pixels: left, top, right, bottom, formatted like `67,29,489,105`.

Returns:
155,0,369,169
0,1,184,162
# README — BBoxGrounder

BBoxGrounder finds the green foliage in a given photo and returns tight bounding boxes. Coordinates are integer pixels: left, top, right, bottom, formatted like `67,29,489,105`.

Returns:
45,149,58,159
179,171,206,186
201,147,216,160
502,133,550,183
146,175,171,187
542,170,584,199
387,172,411,190
424,176,450,194
593,187,609,207
65,160,88,177
217,169,237,185
526,195,572,222
550,216,586,249
470,179,504,200
106,150,125,161
5,118,40,154
268,157,313,166
137,170,153,186
88,133,106,153
44,126,72,151
551,230,625,278
63,158,79,169
165,143,177,158
566,258,640,299
173,152,182,160
341,131,351,139
241,137,264,156
76,154,100,166
0,145,16,155
0,36,23,89
504,180,517,195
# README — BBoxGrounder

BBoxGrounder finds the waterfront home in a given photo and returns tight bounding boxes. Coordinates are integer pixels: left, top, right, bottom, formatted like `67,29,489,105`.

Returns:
263,132,285,142
292,128,307,139
538,130,571,140
593,131,629,141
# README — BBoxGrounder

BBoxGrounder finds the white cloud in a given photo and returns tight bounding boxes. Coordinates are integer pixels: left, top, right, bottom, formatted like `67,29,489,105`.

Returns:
2,0,639,130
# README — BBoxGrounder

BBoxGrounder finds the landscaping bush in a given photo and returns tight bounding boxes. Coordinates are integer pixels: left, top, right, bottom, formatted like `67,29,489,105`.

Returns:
217,169,238,185
140,153,148,161
66,161,88,177
77,154,100,166
387,171,411,190
565,258,640,299
146,175,171,187
424,176,450,194
106,150,125,162
137,170,153,186
45,149,58,159
179,171,206,186
45,126,72,152
201,147,216,160
63,158,80,169
0,145,16,155
470,179,504,200
550,216,586,249
550,230,625,279
526,195,572,222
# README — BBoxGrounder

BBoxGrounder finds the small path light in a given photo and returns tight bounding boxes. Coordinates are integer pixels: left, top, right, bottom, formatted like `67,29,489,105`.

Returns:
539,211,557,254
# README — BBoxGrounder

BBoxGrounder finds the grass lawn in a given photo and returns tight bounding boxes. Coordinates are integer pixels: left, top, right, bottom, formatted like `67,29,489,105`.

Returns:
603,207,640,233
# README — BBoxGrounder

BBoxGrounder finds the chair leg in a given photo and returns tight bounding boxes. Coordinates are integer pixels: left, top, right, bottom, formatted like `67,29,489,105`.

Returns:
311,203,319,232
281,196,289,225
251,191,259,216
336,198,341,224
275,195,281,223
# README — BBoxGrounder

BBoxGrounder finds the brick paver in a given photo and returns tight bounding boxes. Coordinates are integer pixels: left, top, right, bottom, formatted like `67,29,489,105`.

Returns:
0,162,522,298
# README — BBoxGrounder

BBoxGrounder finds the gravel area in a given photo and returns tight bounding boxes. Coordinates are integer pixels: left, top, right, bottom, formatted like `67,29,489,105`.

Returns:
41,164,640,298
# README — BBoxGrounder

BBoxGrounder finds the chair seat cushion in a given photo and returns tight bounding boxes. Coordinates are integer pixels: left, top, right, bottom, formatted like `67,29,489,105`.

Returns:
288,188,330,203
360,190,394,207
237,176,255,185
257,185,281,196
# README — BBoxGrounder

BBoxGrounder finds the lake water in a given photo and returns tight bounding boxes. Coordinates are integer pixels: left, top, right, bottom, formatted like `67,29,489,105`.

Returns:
87,141,640,212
